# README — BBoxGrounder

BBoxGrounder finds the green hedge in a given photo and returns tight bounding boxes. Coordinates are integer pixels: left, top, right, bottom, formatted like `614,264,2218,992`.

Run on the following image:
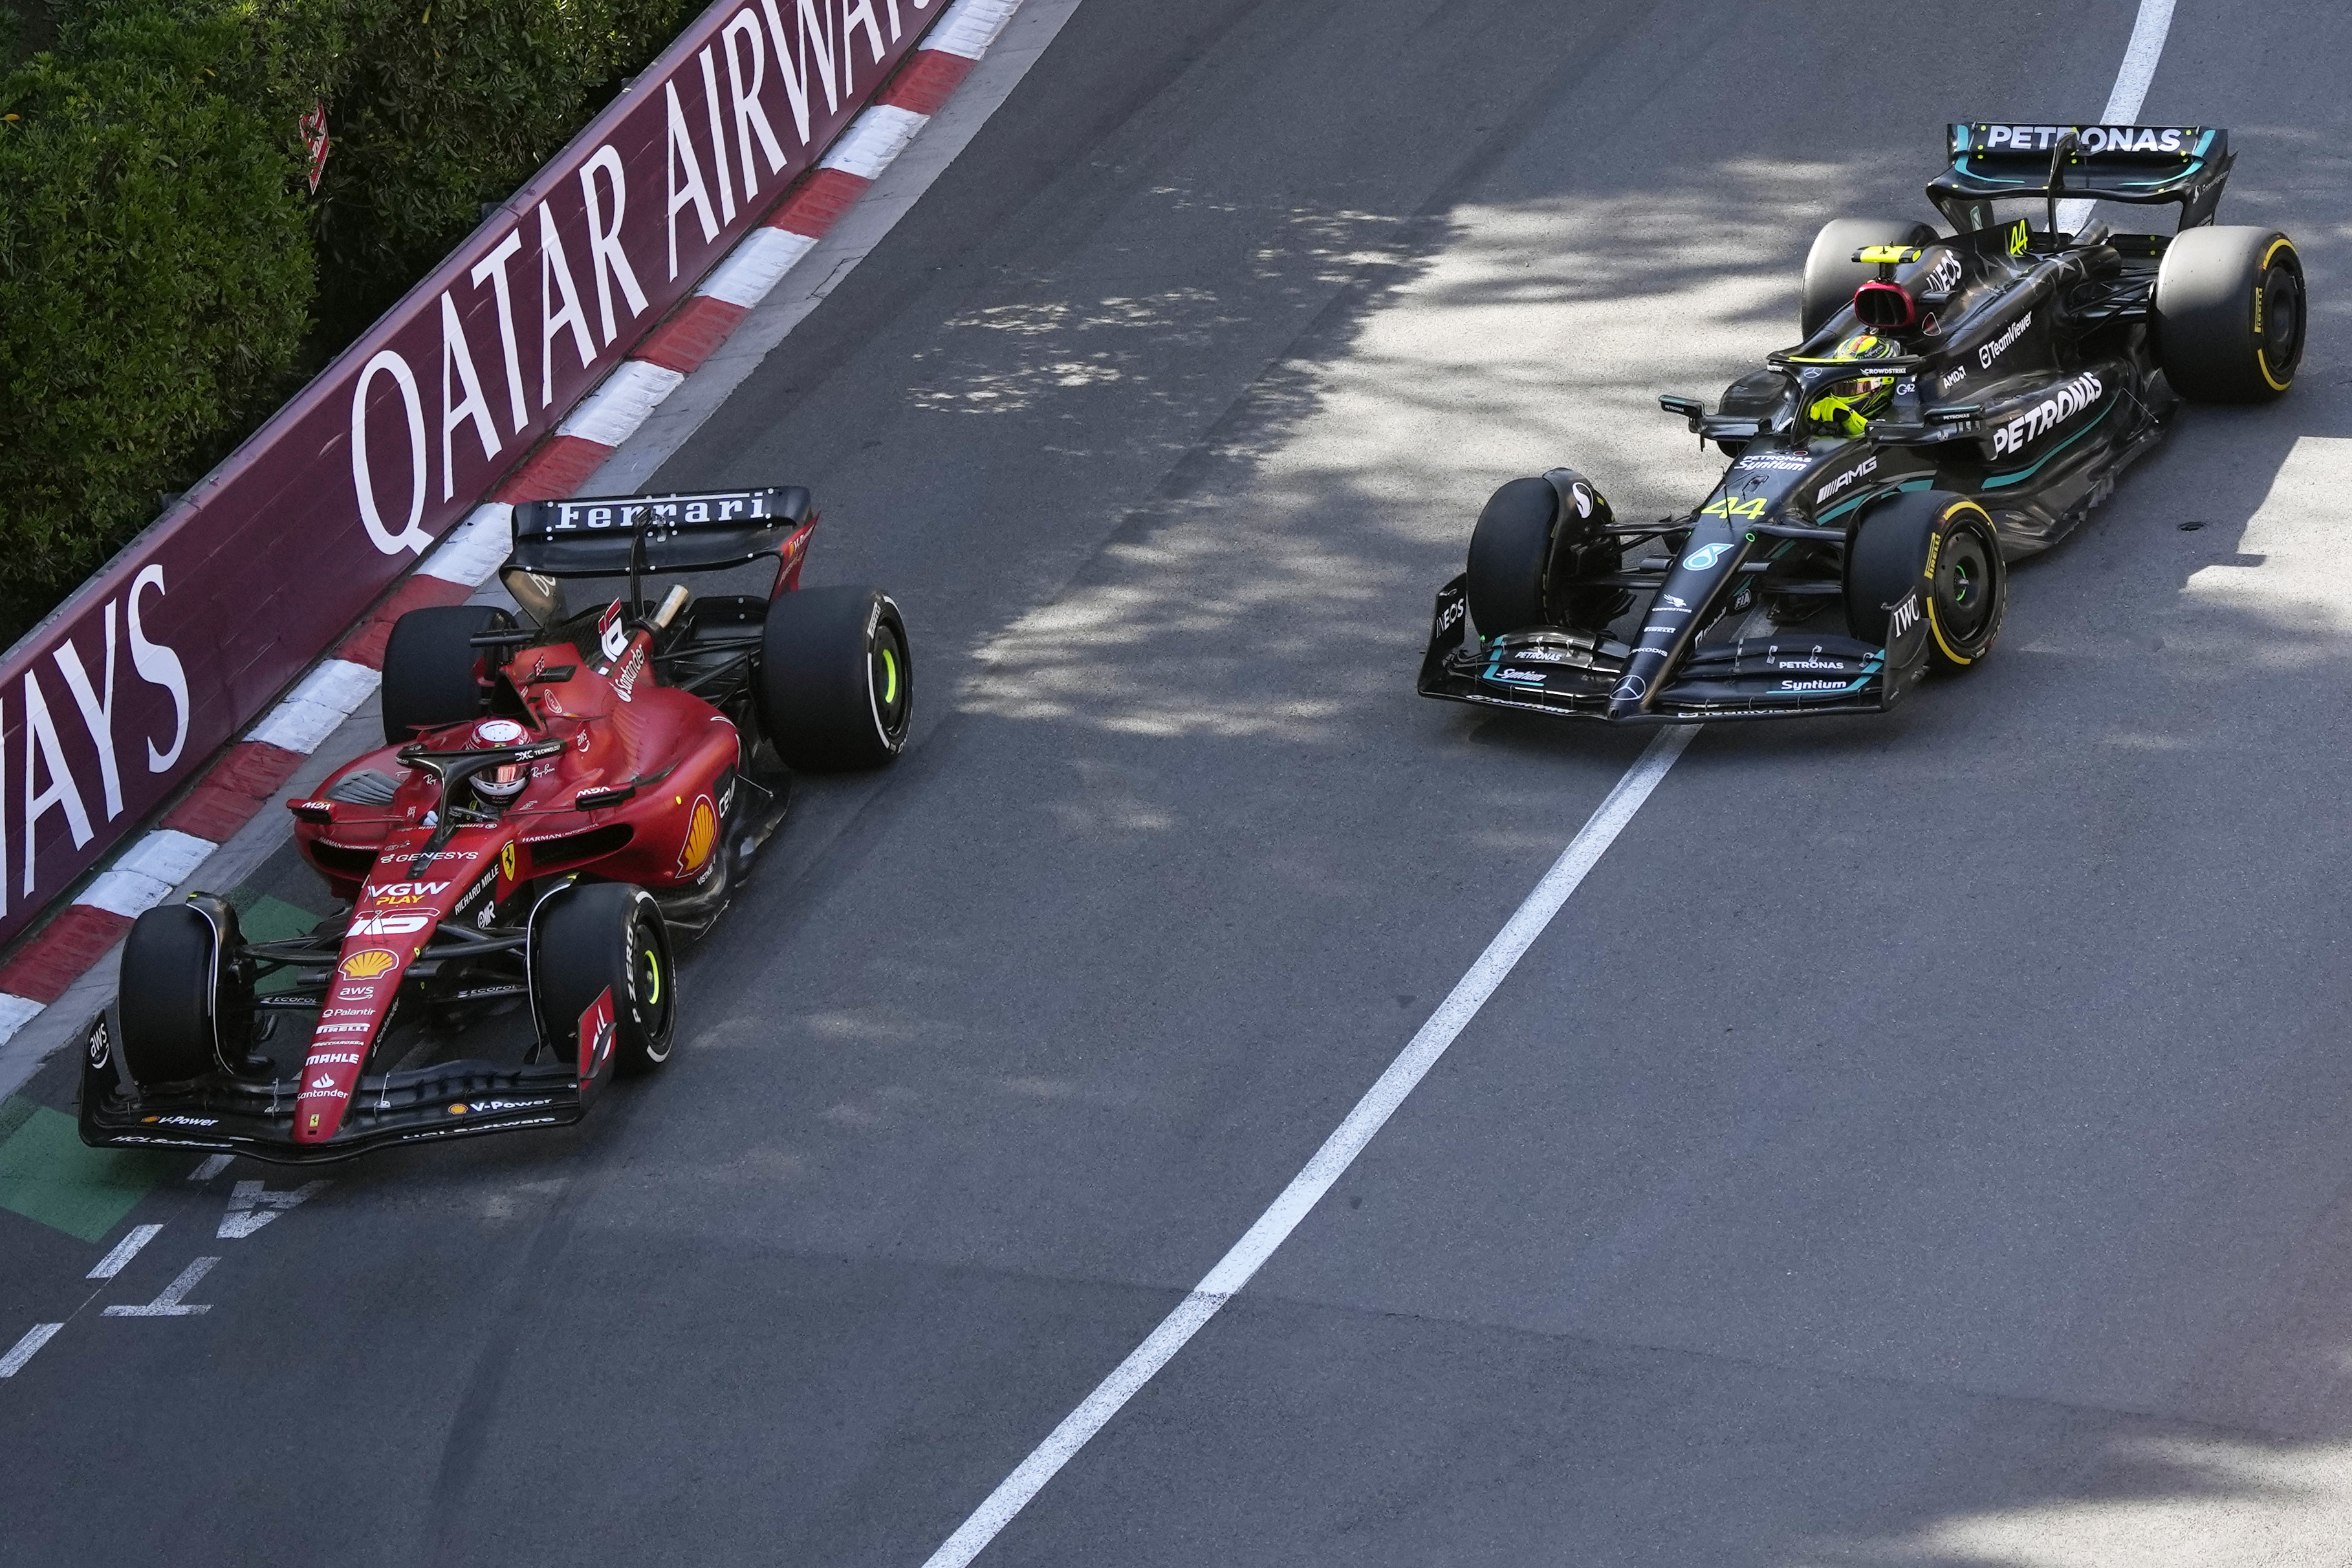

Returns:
0,0,695,642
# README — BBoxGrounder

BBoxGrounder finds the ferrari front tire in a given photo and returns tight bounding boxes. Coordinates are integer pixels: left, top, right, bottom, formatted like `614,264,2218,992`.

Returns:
757,586,912,772
118,901,246,1085
2155,226,2305,402
533,883,675,1076
1802,218,1938,342
1845,491,2005,673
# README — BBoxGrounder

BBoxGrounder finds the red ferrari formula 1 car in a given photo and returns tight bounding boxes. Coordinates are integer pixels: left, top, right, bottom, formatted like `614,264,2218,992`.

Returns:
80,486,910,1162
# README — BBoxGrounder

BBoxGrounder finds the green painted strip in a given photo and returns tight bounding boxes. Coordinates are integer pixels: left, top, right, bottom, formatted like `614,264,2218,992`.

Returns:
234,894,324,995
0,1098,179,1242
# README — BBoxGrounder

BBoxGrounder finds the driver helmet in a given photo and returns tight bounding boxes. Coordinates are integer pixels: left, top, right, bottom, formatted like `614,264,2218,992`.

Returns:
1807,332,1902,437
472,761,527,807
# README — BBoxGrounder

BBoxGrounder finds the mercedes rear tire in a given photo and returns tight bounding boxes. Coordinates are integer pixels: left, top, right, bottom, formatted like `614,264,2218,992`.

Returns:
2154,226,2305,402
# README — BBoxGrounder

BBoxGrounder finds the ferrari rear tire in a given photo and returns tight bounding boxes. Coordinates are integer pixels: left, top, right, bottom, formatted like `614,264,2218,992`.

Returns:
1845,491,2005,673
757,586,911,772
532,883,675,1076
1802,218,1938,341
381,604,510,744
118,902,241,1084
2155,226,2305,402
1465,477,1556,637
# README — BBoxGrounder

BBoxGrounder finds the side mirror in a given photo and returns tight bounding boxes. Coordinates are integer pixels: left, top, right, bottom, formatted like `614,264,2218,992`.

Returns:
1658,395,1704,428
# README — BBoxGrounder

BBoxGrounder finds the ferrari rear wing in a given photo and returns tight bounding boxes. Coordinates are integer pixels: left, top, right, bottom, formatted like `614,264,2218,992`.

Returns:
1928,122,2232,233
510,485,812,576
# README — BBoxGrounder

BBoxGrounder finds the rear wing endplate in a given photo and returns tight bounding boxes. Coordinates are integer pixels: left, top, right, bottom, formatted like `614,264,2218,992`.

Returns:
1928,122,2232,233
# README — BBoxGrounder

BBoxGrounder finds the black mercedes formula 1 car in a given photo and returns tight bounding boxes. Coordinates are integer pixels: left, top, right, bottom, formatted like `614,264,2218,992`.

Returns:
1421,122,2306,724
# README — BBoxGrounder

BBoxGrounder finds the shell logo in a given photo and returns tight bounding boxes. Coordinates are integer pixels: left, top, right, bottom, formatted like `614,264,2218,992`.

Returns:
678,796,717,874
339,948,399,980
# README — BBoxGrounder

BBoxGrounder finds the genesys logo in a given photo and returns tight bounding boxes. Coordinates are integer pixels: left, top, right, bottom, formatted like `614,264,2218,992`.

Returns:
1990,371,2104,457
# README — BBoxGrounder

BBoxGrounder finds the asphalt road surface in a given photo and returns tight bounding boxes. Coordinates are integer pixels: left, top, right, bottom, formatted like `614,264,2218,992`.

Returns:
8,1,2352,1563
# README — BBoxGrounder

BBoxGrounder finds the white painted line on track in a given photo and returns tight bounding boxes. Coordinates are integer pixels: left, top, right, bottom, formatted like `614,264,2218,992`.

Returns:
87,1223,164,1280
217,1179,329,1239
0,1322,61,1377
100,1257,219,1318
188,1153,234,1183
918,725,1701,1568
2059,0,2177,232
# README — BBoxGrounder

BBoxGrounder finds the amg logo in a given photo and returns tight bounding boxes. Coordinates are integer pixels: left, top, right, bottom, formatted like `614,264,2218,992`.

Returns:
1979,312,2032,371
1817,456,1878,503
1991,371,2104,457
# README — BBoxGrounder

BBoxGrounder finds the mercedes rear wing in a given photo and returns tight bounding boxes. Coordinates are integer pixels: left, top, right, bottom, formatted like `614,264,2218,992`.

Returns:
1928,123,2232,234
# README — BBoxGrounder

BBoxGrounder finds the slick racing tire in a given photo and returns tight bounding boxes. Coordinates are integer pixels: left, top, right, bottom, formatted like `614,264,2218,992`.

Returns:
532,883,675,1076
757,586,911,772
1802,218,1939,341
1465,474,1624,637
1465,477,1556,636
382,605,510,744
2154,227,2305,402
118,900,249,1084
1845,491,2005,673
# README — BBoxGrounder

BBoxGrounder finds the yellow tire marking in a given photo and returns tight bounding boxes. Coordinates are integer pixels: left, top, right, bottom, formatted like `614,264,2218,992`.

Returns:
1925,501,1993,666
2257,237,2296,391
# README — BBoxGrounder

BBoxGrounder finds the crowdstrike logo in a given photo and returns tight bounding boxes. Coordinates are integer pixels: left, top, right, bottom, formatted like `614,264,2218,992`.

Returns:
1991,371,2104,457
